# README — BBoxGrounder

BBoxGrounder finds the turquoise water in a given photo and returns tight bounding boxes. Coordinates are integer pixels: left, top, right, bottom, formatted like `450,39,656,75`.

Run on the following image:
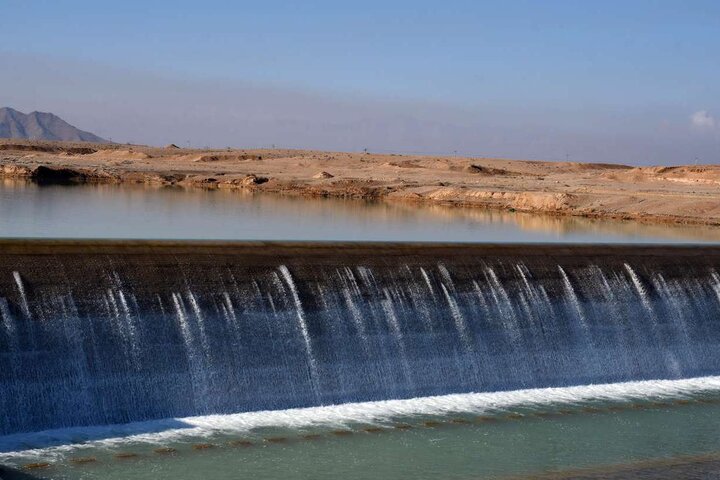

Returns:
1,179,719,243
4,380,720,480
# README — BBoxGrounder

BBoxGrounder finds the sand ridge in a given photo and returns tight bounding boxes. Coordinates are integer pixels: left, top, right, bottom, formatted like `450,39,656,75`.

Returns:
1,139,719,226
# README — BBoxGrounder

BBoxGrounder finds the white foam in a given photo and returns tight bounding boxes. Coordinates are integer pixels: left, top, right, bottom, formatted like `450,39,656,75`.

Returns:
3,375,720,460
277,265,319,391
12,271,30,318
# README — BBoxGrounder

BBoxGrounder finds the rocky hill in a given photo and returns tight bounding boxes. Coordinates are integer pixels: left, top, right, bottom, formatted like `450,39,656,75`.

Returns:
0,107,107,142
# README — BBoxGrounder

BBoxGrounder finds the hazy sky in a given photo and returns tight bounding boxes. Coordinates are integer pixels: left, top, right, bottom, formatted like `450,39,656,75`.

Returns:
2,0,719,164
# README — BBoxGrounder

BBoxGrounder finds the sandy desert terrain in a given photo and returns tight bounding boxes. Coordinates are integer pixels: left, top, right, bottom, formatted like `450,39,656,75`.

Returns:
1,139,719,226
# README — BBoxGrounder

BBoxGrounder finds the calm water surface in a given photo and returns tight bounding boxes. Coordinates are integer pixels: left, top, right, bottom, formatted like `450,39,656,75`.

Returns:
0,180,718,243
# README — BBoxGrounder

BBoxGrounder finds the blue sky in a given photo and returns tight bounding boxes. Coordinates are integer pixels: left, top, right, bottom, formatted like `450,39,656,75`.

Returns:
2,1,718,163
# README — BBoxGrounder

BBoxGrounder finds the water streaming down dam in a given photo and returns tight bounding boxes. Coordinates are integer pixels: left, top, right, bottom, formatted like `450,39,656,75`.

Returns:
1,241,720,437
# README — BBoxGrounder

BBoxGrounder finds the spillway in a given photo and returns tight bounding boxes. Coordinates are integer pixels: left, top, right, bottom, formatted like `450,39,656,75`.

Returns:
1,240,720,437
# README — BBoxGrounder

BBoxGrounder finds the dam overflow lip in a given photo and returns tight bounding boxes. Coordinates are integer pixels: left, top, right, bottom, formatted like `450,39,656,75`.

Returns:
0,238,717,257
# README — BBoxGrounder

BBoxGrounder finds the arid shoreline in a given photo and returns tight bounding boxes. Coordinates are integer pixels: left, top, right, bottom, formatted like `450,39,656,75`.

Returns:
2,139,719,227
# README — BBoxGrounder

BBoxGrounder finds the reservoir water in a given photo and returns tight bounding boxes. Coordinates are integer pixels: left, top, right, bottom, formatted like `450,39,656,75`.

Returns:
1,179,719,243
2,181,720,480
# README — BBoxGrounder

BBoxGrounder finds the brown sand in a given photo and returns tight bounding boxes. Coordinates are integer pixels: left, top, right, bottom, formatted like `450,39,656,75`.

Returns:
1,139,719,226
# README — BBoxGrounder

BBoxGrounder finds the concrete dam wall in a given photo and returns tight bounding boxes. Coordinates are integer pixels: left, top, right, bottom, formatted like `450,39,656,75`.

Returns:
1,240,720,436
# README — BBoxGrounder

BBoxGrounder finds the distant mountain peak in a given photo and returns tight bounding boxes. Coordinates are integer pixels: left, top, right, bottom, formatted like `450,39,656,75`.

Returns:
0,107,108,143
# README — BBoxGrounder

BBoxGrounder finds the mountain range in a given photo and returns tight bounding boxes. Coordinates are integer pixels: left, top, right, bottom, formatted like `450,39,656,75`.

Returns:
0,107,107,143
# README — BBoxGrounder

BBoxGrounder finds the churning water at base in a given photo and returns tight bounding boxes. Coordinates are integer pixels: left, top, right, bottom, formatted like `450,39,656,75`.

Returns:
5,377,720,480
2,375,720,455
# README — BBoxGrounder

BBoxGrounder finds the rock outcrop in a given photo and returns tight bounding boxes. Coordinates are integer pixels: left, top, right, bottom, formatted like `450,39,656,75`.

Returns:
0,107,108,143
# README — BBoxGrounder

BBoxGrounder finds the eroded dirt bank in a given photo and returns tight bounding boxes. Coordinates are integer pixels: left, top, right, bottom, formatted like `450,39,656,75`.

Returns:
1,139,719,226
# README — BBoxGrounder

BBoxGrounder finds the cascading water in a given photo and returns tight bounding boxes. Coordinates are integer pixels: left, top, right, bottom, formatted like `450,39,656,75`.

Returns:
2,241,720,437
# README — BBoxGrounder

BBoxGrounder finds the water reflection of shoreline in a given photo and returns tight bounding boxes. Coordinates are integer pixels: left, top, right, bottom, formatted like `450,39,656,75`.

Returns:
393,202,720,242
1,179,719,243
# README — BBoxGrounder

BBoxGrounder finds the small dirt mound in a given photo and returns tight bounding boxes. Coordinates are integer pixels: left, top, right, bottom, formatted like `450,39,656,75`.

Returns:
387,160,424,169
64,147,97,155
313,171,334,179
193,155,221,162
512,192,574,212
89,149,151,160
465,164,509,175
191,154,262,163
567,162,632,171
